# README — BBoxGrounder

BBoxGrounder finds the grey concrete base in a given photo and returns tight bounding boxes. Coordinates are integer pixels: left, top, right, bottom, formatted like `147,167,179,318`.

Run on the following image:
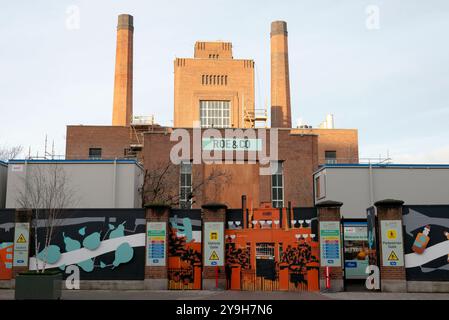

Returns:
68,280,145,290
0,280,13,289
320,279,344,292
381,279,407,292
407,281,449,293
143,279,167,290
202,279,226,290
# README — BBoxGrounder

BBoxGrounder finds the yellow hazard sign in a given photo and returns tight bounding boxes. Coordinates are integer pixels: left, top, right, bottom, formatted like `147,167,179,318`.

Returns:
209,250,220,261
17,234,27,244
387,229,397,240
210,232,218,241
388,251,399,261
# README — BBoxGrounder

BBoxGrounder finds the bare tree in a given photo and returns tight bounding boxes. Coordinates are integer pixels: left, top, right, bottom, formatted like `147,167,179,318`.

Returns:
140,161,231,207
0,145,23,161
16,164,76,272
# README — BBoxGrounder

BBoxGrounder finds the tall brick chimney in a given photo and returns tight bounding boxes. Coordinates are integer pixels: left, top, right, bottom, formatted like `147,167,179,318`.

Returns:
270,21,292,128
112,14,134,126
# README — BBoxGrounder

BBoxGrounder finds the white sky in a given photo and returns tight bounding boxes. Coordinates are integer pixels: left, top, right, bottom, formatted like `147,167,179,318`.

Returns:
0,0,448,163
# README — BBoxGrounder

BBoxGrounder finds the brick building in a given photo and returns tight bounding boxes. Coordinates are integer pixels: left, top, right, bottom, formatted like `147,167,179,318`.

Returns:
143,128,319,209
174,42,256,128
65,14,359,209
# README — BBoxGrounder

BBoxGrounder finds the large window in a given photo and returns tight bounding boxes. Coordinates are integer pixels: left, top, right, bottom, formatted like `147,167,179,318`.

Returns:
200,100,230,128
179,161,192,209
271,161,284,208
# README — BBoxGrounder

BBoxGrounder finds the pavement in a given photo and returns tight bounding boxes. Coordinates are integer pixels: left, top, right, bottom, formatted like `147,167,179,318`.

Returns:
2,289,449,300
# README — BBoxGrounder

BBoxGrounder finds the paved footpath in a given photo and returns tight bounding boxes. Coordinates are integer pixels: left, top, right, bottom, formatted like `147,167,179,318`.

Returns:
1,289,449,300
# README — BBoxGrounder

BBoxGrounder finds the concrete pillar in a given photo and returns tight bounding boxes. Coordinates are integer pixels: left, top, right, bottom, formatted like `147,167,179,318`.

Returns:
112,14,133,126
12,209,32,279
270,20,292,128
375,199,407,292
201,203,227,290
316,200,344,292
144,204,170,290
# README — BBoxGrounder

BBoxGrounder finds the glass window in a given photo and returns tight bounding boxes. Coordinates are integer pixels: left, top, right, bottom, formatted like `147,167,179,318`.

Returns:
271,161,284,208
325,150,337,164
89,148,102,159
200,100,231,128
179,161,192,209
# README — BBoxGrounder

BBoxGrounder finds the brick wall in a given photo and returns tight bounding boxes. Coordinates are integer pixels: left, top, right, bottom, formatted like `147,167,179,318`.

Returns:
143,128,319,209
292,128,359,164
174,42,255,128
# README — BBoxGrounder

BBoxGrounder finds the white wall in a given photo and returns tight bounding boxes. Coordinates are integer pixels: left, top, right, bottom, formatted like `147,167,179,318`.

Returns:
0,162,7,208
5,160,143,209
314,166,449,219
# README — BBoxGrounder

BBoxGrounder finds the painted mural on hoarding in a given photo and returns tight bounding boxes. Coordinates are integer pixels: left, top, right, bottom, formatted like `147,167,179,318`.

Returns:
403,205,449,281
29,209,145,280
0,209,15,280
225,204,319,291
168,209,202,289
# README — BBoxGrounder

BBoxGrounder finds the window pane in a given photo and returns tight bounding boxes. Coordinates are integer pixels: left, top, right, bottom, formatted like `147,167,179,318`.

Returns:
277,175,283,186
272,175,277,187
272,188,278,200
199,100,230,128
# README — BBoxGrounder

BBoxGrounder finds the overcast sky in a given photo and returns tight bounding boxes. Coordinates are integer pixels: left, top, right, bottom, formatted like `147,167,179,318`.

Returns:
1,0,448,163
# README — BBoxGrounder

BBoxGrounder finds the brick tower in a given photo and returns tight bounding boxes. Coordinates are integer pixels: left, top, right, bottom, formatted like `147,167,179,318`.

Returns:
270,21,292,128
112,14,134,126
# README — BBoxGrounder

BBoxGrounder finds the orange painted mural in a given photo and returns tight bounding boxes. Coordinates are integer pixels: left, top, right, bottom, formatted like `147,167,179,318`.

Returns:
225,203,319,291
166,205,319,291
168,209,202,290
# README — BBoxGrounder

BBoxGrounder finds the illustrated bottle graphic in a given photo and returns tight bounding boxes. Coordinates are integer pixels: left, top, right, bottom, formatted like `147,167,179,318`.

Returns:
412,225,430,254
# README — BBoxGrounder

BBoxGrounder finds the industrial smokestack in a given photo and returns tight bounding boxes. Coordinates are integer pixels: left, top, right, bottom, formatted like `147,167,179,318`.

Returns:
112,14,134,126
270,21,292,128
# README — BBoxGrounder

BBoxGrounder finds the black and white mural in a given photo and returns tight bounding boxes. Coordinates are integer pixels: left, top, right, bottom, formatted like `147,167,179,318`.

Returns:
403,205,449,281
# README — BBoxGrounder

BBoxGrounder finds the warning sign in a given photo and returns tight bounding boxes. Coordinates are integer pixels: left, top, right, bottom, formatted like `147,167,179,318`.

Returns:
388,251,399,261
387,229,397,240
209,251,219,261
17,234,27,244
13,222,30,267
204,222,224,267
210,232,218,241
380,220,404,267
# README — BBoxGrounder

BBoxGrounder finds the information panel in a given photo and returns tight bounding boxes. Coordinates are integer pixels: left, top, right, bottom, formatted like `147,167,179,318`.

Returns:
380,220,404,267
343,221,369,279
320,221,342,267
204,222,224,267
146,222,166,266
13,222,30,267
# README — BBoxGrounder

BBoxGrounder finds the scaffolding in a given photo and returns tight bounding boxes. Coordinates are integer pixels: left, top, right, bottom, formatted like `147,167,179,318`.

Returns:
244,108,269,128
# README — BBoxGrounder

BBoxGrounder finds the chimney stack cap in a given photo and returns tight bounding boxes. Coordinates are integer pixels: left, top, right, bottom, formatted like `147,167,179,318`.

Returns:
117,14,134,30
271,21,288,36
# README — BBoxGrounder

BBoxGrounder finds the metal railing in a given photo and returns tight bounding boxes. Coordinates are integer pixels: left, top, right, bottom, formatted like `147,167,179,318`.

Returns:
319,157,392,165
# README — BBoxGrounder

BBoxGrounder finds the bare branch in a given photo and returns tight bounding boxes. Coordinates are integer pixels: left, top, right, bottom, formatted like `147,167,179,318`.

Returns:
140,161,231,208
0,145,23,161
16,163,76,273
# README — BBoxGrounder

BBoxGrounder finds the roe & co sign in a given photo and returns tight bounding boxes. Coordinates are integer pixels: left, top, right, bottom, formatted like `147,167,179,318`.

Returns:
202,138,262,151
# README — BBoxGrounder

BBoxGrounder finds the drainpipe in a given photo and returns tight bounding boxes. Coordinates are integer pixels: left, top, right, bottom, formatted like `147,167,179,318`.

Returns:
112,158,117,208
369,161,374,206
